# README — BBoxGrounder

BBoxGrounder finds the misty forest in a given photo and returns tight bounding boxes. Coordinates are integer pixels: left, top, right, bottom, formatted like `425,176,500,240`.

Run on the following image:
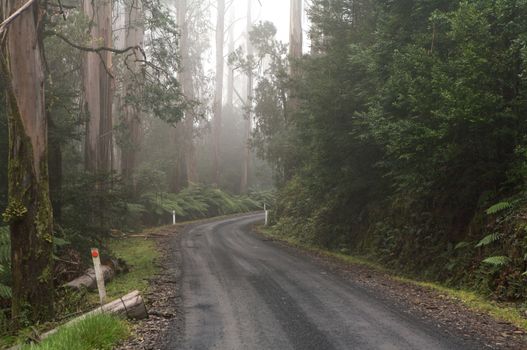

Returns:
3,0,527,348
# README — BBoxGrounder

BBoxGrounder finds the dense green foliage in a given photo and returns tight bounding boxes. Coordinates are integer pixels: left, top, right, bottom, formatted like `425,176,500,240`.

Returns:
256,0,527,300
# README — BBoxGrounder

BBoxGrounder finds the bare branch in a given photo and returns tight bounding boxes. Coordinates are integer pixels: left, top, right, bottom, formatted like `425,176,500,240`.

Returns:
0,0,37,34
48,31,147,58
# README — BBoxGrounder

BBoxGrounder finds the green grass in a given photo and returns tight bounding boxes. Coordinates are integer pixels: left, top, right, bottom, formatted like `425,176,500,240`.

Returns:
21,314,128,350
259,225,527,331
398,278,527,330
97,237,160,302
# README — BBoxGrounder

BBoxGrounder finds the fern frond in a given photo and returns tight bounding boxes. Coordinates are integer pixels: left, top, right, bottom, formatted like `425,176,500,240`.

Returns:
486,202,512,215
0,284,11,299
454,242,469,250
475,233,501,248
482,256,510,267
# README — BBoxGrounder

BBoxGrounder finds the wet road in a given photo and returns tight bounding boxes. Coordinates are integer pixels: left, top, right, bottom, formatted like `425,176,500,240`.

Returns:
174,213,482,350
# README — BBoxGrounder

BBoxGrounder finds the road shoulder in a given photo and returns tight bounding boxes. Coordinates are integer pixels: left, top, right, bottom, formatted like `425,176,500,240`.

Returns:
254,225,527,350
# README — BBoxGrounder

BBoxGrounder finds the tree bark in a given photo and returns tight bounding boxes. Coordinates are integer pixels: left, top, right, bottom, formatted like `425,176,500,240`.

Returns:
289,0,303,62
83,0,113,174
120,0,144,182
212,0,225,186
1,0,54,327
289,0,302,101
48,115,62,222
226,9,235,109
176,0,198,186
240,0,253,194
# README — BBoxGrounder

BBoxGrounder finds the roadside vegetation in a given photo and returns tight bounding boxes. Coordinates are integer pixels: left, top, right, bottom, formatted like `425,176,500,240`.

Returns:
260,226,527,331
21,314,129,350
249,0,527,313
103,238,160,301
4,0,527,345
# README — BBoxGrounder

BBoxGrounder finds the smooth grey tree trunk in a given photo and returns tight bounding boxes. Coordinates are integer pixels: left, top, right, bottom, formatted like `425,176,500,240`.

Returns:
240,0,253,194
213,0,225,186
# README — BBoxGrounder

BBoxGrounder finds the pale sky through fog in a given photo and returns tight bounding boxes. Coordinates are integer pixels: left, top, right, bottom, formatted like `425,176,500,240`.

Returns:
227,0,309,48
256,0,291,42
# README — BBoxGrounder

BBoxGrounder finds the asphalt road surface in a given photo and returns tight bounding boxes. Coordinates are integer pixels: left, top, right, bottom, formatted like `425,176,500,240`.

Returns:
174,213,483,350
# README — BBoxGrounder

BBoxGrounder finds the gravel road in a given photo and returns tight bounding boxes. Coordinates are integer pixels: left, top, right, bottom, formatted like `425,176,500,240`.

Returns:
168,213,485,350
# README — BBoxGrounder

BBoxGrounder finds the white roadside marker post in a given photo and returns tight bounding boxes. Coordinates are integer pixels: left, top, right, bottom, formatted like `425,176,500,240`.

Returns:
91,248,106,305
173,210,176,225
264,203,269,226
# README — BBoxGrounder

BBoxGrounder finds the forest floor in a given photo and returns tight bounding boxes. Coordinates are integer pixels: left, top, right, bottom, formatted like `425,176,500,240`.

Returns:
116,213,527,350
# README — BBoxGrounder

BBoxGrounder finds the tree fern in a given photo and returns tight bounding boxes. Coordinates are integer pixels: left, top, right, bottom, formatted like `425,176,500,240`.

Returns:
482,256,510,267
485,202,512,215
475,233,501,248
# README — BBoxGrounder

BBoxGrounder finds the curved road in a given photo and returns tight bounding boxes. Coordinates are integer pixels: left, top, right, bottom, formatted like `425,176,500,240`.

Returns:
173,213,482,350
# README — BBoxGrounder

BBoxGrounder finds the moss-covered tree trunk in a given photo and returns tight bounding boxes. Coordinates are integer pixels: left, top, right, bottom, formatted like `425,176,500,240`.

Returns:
1,0,54,328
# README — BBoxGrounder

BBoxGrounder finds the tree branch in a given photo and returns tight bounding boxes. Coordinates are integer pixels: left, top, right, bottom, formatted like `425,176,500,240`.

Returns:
0,0,37,35
48,31,146,59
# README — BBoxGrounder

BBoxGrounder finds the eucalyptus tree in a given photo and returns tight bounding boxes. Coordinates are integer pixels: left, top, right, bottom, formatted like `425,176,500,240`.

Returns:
0,0,55,327
120,0,145,181
212,0,226,186
82,0,113,174
226,8,235,109
175,0,199,186
289,0,302,64
240,0,253,194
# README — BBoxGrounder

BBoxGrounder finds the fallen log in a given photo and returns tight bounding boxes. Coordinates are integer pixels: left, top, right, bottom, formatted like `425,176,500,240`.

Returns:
64,265,114,290
94,290,148,320
42,291,147,338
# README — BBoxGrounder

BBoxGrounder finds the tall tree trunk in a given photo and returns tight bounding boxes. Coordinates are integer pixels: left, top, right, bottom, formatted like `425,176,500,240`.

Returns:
283,0,303,182
1,0,54,327
212,0,225,186
120,0,144,182
48,115,62,222
83,0,113,174
226,9,235,109
289,0,303,62
240,0,253,194
288,0,302,105
176,0,198,186
170,126,187,192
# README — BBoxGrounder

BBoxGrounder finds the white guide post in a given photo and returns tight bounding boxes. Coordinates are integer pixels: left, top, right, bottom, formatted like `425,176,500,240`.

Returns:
173,210,176,225
264,203,269,226
91,248,106,305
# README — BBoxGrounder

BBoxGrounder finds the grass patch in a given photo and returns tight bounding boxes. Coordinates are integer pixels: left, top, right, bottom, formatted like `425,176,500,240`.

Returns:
258,225,527,331
398,278,527,330
259,226,386,271
88,237,160,304
106,237,160,299
22,314,128,350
